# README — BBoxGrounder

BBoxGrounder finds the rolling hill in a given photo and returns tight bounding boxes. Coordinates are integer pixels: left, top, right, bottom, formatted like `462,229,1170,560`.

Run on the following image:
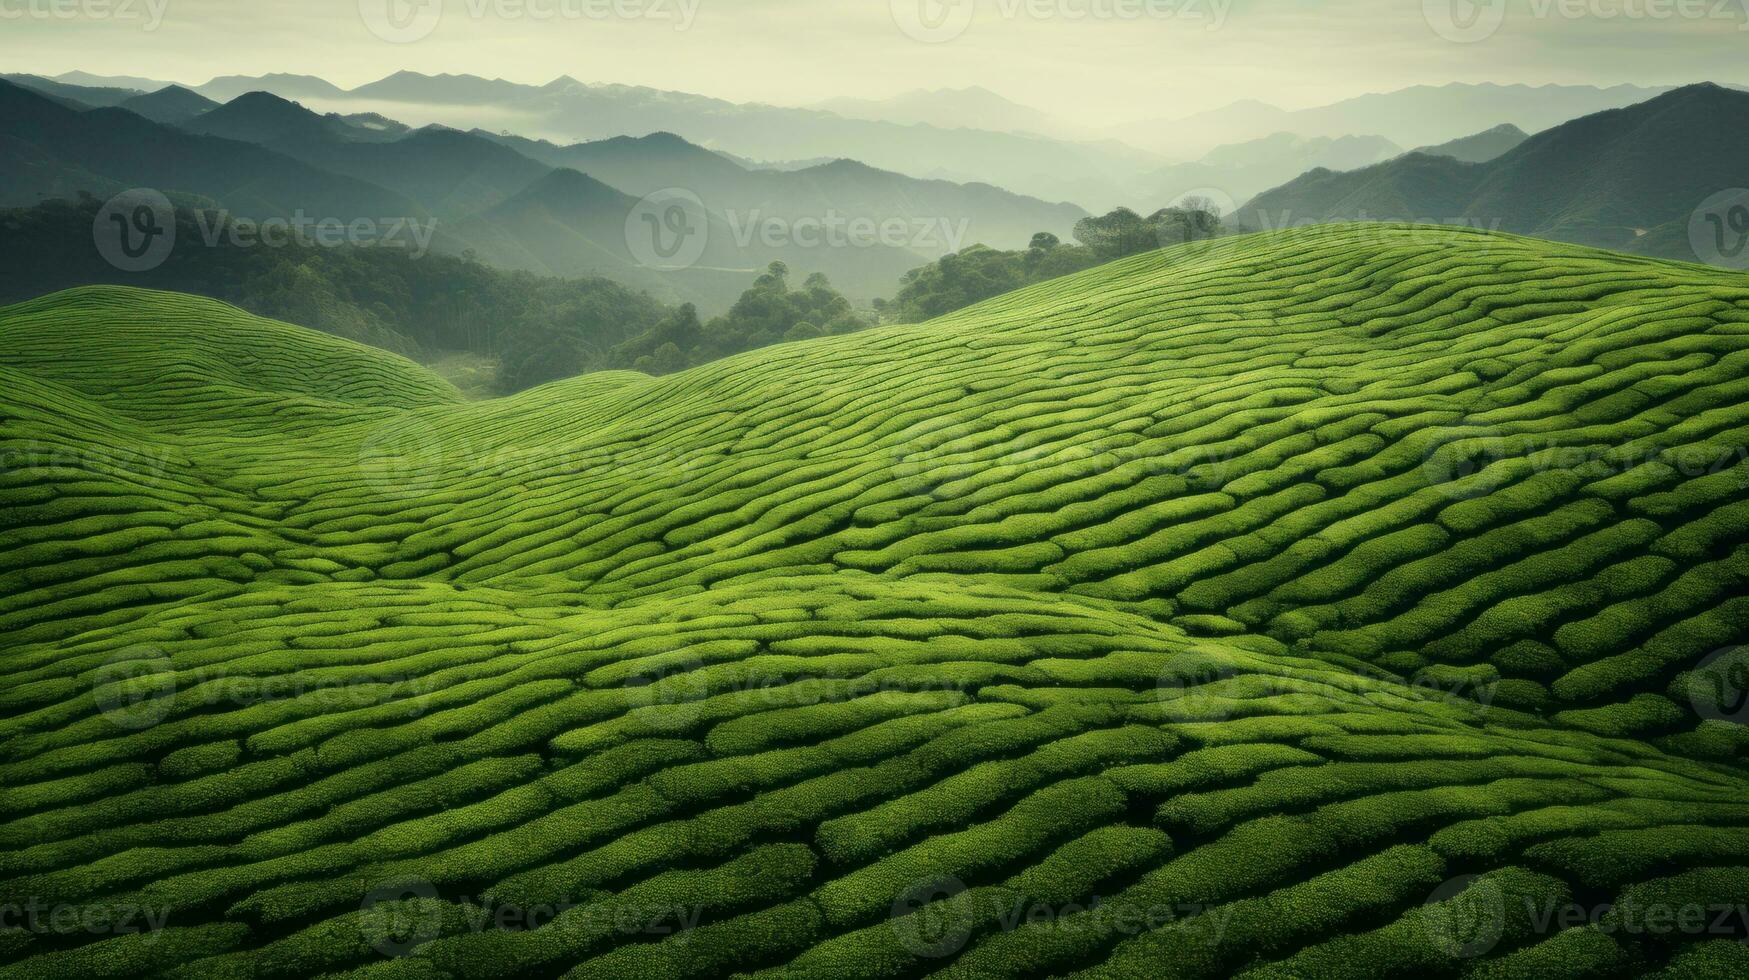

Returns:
4,225,1749,976
1238,84,1749,263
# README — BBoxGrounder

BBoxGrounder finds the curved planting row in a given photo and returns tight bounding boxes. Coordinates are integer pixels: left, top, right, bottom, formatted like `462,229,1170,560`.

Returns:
3,225,1748,977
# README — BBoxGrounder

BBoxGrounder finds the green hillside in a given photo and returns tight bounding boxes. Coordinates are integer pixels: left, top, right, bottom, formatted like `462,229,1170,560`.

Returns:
1239,84,1749,263
4,225,1749,977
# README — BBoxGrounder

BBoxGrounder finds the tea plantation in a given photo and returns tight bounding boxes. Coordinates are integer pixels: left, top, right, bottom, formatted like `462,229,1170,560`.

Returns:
3,224,1749,977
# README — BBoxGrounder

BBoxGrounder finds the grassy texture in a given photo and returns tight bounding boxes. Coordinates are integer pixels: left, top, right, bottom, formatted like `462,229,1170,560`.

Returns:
3,224,1749,977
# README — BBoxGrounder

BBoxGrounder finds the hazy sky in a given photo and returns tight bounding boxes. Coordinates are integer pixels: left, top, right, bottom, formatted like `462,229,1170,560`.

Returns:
4,0,1746,123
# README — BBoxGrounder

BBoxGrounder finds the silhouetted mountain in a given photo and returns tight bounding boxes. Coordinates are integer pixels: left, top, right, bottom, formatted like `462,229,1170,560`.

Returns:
0,79,423,221
349,71,537,105
53,70,174,92
188,71,1159,209
1238,84,1749,263
119,85,220,124
185,94,547,217
1411,124,1528,163
479,130,1086,250
2,74,142,108
196,73,346,103
182,91,387,145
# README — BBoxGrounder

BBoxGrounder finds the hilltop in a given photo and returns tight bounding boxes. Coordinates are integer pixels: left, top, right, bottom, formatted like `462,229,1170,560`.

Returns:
4,225,1749,975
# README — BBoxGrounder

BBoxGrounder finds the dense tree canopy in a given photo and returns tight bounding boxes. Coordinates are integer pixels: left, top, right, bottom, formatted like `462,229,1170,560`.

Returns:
881,202,1229,324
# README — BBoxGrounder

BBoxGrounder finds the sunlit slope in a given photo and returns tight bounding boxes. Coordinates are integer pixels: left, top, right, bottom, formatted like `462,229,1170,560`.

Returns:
4,226,1749,977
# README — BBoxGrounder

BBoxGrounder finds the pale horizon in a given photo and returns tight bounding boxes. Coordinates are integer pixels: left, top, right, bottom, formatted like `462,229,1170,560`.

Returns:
4,0,1747,126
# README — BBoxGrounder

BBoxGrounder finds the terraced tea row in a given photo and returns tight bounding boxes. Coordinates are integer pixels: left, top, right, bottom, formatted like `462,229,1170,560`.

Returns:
3,224,1748,976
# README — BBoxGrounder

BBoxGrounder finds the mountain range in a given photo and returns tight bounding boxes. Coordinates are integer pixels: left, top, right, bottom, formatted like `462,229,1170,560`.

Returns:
0,79,1086,308
1111,82,1717,159
23,71,1744,218
1237,83,1749,264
